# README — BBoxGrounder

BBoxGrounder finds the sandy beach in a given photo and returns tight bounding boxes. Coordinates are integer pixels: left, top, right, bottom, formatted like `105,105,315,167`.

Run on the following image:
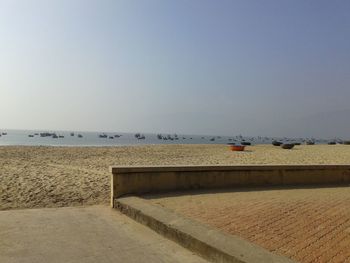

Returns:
1,144,350,210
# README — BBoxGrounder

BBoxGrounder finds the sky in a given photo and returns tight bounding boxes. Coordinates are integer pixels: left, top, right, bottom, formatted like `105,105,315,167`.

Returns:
0,0,350,138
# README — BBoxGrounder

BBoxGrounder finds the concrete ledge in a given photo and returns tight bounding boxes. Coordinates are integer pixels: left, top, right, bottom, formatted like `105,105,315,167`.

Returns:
110,164,350,173
110,165,350,203
114,196,294,263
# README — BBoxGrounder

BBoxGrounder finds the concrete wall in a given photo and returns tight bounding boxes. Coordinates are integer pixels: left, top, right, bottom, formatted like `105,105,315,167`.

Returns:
110,165,350,206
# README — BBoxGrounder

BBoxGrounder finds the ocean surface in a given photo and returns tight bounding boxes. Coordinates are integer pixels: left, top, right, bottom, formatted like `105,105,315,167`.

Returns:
0,129,324,147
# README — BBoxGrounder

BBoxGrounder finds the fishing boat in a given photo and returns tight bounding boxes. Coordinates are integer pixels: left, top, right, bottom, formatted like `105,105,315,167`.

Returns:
281,144,294,149
272,141,282,146
228,143,245,151
306,141,315,145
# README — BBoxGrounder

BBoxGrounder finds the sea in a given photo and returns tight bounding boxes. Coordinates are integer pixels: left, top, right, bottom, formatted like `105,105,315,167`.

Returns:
0,129,325,147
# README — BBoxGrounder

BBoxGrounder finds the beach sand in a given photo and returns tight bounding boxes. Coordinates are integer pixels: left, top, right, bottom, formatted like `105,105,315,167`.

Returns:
1,144,350,210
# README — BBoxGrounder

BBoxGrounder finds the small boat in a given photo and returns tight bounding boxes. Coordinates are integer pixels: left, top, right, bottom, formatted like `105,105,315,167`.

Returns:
328,141,336,145
59,135,64,138
306,141,315,145
99,134,108,138
28,135,34,137
281,144,294,149
210,138,215,141
2,132,7,135
272,141,282,146
109,136,114,139
70,132,74,136
41,132,54,137
52,134,58,139
34,133,39,135
228,144,245,151
78,134,83,138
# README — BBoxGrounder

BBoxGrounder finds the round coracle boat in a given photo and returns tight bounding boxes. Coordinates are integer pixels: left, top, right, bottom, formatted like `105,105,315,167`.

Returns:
272,141,282,146
281,143,294,149
228,144,246,151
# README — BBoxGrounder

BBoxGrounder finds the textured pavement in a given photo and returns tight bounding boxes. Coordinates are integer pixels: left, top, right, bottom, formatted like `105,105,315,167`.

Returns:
0,206,207,263
148,186,350,263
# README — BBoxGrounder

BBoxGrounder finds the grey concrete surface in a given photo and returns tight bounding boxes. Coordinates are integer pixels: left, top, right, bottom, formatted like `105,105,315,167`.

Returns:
115,196,294,263
0,206,208,263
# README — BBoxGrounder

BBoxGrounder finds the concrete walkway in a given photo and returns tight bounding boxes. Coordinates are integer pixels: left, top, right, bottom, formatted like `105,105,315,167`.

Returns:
0,206,208,263
146,187,350,263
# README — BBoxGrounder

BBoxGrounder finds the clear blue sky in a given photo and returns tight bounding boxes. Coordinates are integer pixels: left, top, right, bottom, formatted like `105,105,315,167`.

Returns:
1,0,349,138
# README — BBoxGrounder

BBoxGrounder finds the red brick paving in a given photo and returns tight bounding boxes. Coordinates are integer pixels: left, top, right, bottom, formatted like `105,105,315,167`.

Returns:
149,187,350,263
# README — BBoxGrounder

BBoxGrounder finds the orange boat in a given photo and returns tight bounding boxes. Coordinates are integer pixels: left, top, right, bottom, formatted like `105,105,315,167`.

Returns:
228,145,245,151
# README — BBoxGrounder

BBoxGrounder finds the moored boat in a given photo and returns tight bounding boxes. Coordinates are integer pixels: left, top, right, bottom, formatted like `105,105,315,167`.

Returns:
228,143,245,151
281,144,294,149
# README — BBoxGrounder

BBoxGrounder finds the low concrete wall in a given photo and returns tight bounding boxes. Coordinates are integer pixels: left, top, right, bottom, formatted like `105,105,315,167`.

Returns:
110,165,350,206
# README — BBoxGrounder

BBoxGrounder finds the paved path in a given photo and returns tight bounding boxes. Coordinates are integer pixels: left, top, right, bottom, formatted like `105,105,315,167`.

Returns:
148,186,350,263
0,206,207,263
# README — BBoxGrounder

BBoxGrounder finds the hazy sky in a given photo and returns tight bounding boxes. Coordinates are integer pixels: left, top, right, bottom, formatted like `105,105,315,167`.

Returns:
1,0,350,138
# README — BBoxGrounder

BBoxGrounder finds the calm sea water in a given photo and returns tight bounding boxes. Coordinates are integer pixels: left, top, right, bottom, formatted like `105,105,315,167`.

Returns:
0,129,286,147
0,129,326,147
